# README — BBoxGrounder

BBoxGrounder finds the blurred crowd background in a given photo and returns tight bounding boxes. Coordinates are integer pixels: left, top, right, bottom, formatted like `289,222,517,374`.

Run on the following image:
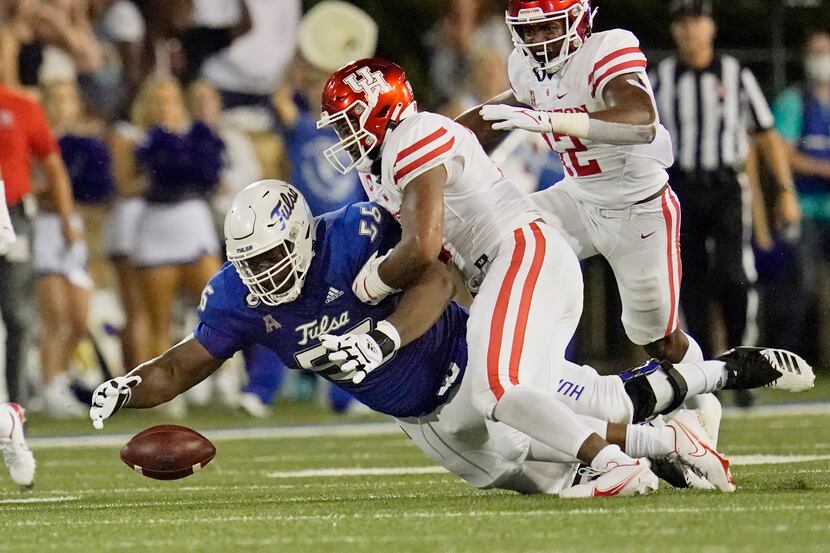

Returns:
1,0,829,419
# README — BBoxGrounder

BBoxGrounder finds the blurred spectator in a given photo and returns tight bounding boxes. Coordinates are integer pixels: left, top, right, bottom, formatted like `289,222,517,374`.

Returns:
0,0,104,92
137,0,193,81
200,0,300,113
35,79,97,417
187,78,261,217
0,82,79,404
180,0,251,86
424,0,512,109
127,75,224,363
84,0,147,120
772,28,830,364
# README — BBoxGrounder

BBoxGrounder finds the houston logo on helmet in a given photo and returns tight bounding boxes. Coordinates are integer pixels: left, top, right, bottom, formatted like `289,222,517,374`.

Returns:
342,67,392,105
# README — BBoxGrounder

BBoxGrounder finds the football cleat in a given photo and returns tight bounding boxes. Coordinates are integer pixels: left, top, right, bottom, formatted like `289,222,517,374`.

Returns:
559,459,659,499
0,403,36,489
649,457,716,490
666,410,734,493
718,347,815,393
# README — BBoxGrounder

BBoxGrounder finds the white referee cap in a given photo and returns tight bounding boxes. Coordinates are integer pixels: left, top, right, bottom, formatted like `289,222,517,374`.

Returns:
299,1,378,73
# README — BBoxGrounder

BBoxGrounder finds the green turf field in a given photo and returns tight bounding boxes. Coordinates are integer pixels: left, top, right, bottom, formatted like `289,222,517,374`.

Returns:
3,392,830,552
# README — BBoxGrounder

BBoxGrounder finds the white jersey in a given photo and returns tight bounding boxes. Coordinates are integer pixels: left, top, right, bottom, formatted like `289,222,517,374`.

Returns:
357,111,539,286
508,29,674,208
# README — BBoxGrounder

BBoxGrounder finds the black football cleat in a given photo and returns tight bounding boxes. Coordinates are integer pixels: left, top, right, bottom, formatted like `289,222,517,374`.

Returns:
718,347,815,393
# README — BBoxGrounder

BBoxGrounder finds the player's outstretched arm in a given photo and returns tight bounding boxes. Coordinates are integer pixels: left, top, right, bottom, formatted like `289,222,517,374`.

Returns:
455,90,525,153
480,73,658,146
90,336,224,428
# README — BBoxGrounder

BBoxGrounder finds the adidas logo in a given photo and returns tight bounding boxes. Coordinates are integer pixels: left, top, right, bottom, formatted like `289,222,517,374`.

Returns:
325,287,344,304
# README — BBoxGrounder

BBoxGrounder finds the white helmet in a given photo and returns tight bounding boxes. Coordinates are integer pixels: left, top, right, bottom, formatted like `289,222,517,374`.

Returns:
224,180,315,306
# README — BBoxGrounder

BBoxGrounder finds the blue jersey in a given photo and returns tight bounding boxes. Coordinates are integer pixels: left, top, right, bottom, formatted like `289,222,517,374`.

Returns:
194,202,468,418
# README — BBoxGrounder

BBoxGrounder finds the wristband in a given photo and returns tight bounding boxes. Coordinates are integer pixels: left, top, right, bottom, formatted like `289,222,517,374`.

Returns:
355,250,401,304
369,320,401,358
547,112,591,138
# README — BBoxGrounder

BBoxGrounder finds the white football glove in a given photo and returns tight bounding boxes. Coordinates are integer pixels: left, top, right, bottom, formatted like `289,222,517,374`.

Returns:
89,375,142,429
480,104,553,133
352,250,400,305
320,321,401,384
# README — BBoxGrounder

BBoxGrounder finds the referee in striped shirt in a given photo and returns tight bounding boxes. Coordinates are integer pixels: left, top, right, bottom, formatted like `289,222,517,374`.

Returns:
651,0,800,376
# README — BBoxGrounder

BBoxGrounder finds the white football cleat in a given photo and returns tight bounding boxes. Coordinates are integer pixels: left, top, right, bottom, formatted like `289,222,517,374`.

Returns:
559,459,659,499
666,409,735,493
0,403,36,489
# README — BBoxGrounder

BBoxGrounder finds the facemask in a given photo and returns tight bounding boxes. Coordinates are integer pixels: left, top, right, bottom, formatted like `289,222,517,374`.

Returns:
805,54,830,84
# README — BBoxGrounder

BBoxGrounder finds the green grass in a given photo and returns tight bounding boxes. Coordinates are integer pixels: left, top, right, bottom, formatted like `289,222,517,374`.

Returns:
3,394,830,552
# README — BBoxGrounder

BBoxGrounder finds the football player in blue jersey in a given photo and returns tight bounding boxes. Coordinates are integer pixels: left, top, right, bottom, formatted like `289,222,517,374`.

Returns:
89,180,814,496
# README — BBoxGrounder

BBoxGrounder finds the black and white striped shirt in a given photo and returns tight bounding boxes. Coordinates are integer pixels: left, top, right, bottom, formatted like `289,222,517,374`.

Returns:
651,55,775,172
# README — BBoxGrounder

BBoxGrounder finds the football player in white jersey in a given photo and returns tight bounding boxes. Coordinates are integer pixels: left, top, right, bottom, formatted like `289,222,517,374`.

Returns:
457,0,700,368
316,57,737,496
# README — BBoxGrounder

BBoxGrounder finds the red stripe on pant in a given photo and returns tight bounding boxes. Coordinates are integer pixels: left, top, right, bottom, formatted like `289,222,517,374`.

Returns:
487,228,527,400
661,190,678,337
668,189,683,287
508,223,547,385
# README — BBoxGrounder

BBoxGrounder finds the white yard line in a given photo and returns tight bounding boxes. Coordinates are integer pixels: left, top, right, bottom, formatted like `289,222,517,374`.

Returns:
0,496,79,504
25,401,830,450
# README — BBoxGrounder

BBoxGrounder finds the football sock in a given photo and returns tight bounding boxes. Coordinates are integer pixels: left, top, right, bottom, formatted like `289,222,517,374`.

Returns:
680,332,704,363
0,405,13,439
494,386,598,463
590,444,634,471
647,361,728,414
624,424,674,458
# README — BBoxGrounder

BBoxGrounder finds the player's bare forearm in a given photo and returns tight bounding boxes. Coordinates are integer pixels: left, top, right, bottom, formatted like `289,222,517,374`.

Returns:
126,336,224,408
455,90,522,152
386,261,456,347
378,166,446,289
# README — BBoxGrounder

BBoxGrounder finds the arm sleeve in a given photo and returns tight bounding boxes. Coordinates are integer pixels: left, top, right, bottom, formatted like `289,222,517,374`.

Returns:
589,30,649,100
772,88,804,143
25,101,60,159
739,67,775,133
389,114,458,189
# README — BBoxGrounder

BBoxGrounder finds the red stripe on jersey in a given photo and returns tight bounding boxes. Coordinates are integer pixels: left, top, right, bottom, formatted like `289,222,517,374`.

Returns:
508,223,547,385
589,47,643,84
394,127,448,164
394,137,456,183
487,228,526,400
661,191,678,337
591,59,648,98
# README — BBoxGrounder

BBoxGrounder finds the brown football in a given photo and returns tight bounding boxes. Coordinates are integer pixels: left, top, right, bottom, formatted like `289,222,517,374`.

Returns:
120,424,216,480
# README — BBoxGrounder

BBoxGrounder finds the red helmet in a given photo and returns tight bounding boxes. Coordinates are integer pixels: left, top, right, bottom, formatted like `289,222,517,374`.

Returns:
317,58,417,174
506,0,594,74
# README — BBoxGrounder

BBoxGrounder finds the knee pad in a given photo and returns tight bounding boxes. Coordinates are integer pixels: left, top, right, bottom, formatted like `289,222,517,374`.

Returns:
620,360,689,423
